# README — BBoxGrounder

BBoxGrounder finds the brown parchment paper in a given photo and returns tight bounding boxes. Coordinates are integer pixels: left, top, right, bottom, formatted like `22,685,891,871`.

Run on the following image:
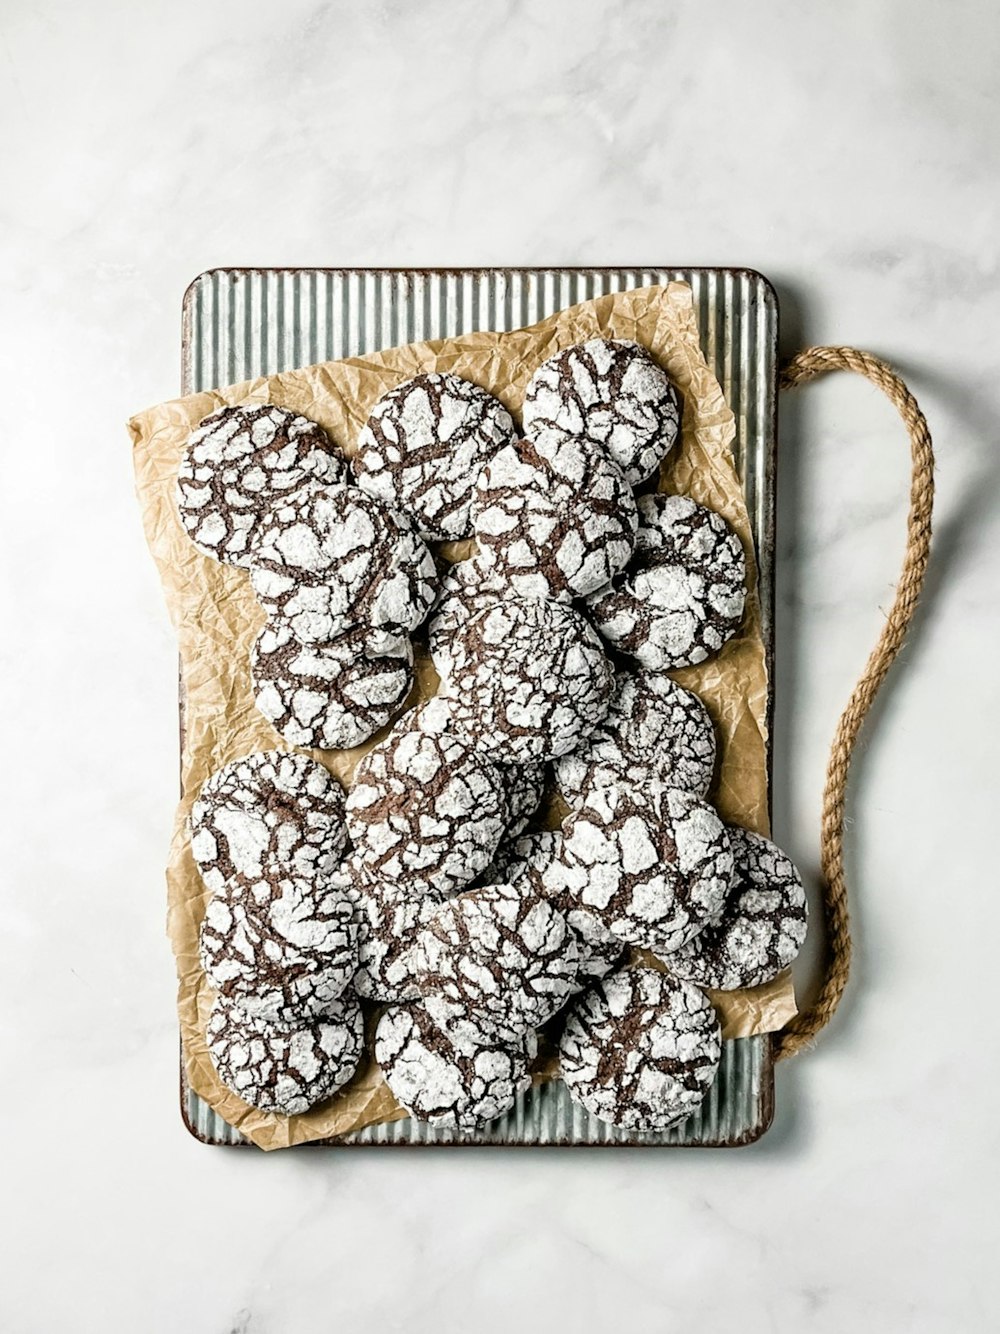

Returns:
129,282,797,1150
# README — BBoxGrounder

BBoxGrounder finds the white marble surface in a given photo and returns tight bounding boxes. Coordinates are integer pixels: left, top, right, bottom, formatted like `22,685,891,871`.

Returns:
2,1,998,1329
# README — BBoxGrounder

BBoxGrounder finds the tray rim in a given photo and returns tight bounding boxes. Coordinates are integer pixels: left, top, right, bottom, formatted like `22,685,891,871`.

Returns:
177,264,780,1149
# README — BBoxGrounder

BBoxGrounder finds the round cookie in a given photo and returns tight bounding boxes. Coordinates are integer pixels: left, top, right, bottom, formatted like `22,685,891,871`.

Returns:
190,751,347,894
442,599,614,763
490,830,626,986
375,1003,536,1131
345,703,509,897
199,889,356,1023
353,372,516,540
558,969,721,1132
206,991,364,1115
425,558,505,683
522,339,680,486
554,669,716,807
411,881,580,1043
557,784,734,954
352,878,441,1003
586,493,746,670
662,827,807,988
251,621,413,751
471,435,638,600
249,483,437,643
176,403,346,568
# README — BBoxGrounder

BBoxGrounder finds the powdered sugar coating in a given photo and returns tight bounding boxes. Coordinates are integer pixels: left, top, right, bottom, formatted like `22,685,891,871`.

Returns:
425,558,505,683
559,969,721,1132
557,784,734,953
587,493,746,670
199,885,356,1023
251,621,413,750
249,483,437,643
471,436,638,600
663,827,808,988
353,372,516,540
501,762,546,838
442,599,614,763
522,339,680,486
412,881,580,1043
351,878,440,1003
554,669,716,807
190,751,347,894
345,704,509,897
176,404,346,567
207,992,364,1115
375,1003,536,1130
490,830,625,985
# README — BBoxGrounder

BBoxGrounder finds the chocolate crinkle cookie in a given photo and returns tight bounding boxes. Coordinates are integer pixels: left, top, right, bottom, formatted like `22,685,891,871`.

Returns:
248,483,437,643
425,557,505,684
554,668,716,808
207,991,364,1116
559,968,721,1132
351,877,441,1003
199,888,356,1023
345,703,508,897
352,372,516,541
489,830,626,986
662,827,807,989
556,784,734,954
175,404,346,568
586,493,746,671
190,751,347,894
375,1002,536,1131
442,599,614,763
471,435,638,600
199,863,358,1020
522,339,680,486
411,881,580,1044
251,621,413,751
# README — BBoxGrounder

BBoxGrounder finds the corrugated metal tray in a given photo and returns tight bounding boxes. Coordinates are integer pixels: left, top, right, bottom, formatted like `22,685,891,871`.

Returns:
179,267,779,1148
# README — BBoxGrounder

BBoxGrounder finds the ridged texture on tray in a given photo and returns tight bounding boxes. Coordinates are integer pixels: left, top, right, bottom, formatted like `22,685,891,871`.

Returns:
129,280,790,1150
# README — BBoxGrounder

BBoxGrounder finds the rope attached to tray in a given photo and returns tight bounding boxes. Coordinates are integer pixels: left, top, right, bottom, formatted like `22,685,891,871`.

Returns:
773,347,935,1060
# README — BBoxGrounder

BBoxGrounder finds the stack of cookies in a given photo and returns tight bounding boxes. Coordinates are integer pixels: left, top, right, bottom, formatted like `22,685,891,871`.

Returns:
176,340,807,1135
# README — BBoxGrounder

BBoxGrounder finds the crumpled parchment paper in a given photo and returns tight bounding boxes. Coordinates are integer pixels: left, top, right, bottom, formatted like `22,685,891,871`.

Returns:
129,281,796,1150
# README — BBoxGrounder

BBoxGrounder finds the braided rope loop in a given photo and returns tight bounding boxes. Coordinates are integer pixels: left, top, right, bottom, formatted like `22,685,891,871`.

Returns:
774,347,934,1059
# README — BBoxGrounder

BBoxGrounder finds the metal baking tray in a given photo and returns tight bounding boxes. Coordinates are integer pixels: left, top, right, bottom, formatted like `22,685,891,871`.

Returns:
179,266,778,1148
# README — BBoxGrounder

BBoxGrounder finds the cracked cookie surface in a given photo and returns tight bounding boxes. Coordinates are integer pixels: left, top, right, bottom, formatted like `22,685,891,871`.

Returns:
207,991,364,1115
411,881,579,1043
522,339,680,485
558,968,721,1132
425,557,506,683
489,830,625,986
176,404,345,567
353,372,516,540
556,784,733,953
586,493,746,670
345,703,508,897
351,877,441,1003
251,621,413,750
376,1002,536,1130
249,483,437,642
442,599,614,763
471,435,637,600
554,668,716,807
190,751,347,894
662,827,807,988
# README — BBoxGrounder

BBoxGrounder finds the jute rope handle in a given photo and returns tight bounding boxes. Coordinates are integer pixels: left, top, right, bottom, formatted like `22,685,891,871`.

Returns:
772,347,935,1060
